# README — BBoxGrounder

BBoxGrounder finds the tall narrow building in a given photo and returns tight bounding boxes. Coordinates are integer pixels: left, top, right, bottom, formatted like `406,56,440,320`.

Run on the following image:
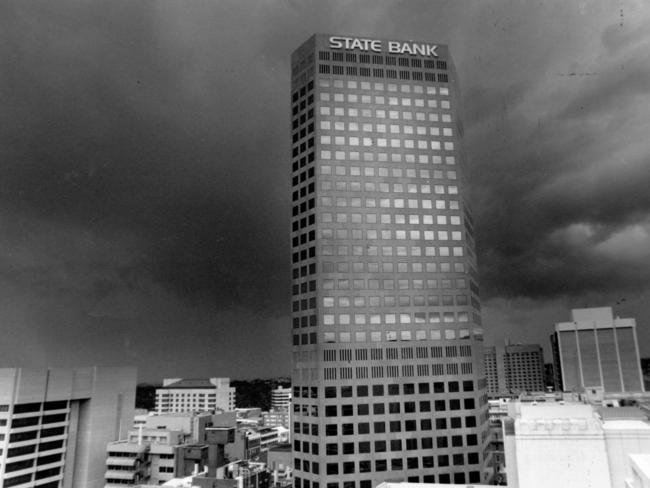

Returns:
290,34,489,488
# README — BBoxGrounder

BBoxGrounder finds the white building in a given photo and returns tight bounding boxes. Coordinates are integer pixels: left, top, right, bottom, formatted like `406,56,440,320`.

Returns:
271,387,292,411
155,378,236,414
504,401,650,488
627,454,650,488
0,366,136,488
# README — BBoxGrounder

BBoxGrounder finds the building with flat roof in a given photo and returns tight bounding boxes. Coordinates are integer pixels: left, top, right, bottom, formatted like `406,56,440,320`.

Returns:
105,411,237,487
0,366,136,488
484,344,544,395
503,400,650,488
551,307,644,393
155,378,236,414
290,34,488,488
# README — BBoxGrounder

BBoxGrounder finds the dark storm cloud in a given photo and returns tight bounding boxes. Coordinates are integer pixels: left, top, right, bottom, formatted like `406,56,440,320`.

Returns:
465,1,650,301
1,0,293,313
2,0,650,377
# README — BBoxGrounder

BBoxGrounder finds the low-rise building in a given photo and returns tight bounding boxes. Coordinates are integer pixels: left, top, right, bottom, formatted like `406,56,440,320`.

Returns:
271,387,292,411
156,378,236,414
503,400,650,488
105,411,236,487
262,410,290,429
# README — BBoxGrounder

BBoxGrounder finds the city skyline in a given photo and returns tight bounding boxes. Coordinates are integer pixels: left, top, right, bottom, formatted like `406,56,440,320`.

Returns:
2,0,650,382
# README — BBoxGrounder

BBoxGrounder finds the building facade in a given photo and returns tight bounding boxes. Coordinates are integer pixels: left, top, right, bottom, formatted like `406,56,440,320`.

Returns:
105,411,237,487
551,307,644,393
290,34,488,488
484,344,545,396
272,387,293,411
503,344,544,394
155,378,236,414
503,401,650,488
483,347,500,396
0,366,136,488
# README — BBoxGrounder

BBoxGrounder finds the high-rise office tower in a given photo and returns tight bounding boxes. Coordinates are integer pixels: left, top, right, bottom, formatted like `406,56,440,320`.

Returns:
551,307,644,393
290,35,488,487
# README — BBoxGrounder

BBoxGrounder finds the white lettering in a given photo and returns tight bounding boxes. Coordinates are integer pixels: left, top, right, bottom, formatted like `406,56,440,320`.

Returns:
388,41,401,53
350,38,364,50
427,45,438,57
329,37,438,57
329,36,344,49
412,44,426,56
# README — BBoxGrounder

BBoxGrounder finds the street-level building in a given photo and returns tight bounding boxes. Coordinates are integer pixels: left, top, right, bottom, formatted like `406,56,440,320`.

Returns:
290,34,489,488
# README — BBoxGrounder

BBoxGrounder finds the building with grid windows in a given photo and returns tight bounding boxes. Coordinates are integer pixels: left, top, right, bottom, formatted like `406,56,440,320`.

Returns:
290,34,489,488
0,366,136,488
483,347,501,396
484,344,544,395
551,307,644,393
155,378,236,414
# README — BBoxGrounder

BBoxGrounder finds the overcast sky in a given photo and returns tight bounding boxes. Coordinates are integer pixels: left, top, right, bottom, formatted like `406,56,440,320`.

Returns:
2,0,649,381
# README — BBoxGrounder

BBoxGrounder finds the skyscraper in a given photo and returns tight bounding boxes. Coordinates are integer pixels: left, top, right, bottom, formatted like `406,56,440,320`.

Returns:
290,34,488,487
551,307,644,393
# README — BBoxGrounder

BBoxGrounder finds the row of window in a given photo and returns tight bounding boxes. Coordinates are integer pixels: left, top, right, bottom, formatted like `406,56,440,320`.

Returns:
317,264,475,282
319,294,468,309
2,413,66,429
321,185,459,202
294,380,474,398
319,105,450,122
318,276,467,292
319,92,450,108
318,64,449,82
318,122,453,138
294,471,481,488
320,215,463,232
322,139,455,155
321,312,471,326
320,240,466,257
295,416,477,438
317,327,476,343
316,363,475,380
317,79,449,93
295,436,479,457
317,52,448,71
2,427,66,443
321,256,465,271
321,400,477,417
0,401,68,414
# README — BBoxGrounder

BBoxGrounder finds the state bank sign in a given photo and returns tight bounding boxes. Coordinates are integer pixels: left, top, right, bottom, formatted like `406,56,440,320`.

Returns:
329,36,438,57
